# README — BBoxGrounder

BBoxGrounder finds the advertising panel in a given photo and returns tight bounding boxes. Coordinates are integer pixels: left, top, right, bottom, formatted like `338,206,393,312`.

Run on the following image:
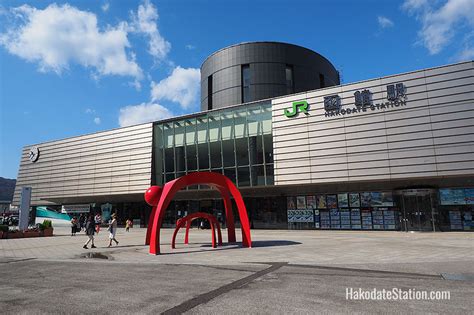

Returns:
296,196,307,210
349,193,360,208
361,209,373,230
330,208,340,229
340,209,351,229
320,210,330,229
287,210,314,223
449,210,463,230
440,189,466,205
306,196,316,209
350,208,361,229
327,195,337,209
381,192,394,207
372,209,385,230
316,195,327,209
337,193,349,208
464,189,474,205
361,192,372,207
287,197,296,210
370,192,383,207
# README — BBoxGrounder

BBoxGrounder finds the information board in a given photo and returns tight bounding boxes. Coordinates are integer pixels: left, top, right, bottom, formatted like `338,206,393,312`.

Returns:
361,209,373,230
350,208,361,229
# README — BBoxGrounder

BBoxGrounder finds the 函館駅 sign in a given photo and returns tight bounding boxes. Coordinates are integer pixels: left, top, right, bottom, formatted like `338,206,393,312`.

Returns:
283,83,408,118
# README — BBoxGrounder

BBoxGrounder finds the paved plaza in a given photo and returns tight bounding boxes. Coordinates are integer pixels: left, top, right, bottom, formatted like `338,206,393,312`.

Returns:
1,227,473,314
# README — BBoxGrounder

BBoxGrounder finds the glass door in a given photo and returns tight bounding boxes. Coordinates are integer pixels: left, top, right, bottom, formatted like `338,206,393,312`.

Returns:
398,189,436,232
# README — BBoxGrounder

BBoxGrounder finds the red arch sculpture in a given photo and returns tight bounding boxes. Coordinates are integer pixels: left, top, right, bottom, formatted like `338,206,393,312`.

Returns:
172,212,223,249
144,172,252,255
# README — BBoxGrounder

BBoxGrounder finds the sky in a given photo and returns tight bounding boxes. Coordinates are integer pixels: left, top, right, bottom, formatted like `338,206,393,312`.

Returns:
0,0,473,179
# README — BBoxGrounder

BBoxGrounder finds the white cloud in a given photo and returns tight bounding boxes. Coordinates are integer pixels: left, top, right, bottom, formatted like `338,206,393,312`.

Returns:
118,103,172,127
94,117,101,125
377,16,394,28
403,0,474,55
130,0,170,62
185,44,196,50
85,108,96,114
0,4,143,79
458,47,474,60
402,0,430,13
150,66,200,109
101,2,110,13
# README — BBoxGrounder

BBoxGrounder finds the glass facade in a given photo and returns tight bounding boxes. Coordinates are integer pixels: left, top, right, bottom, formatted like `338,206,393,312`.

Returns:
152,101,273,188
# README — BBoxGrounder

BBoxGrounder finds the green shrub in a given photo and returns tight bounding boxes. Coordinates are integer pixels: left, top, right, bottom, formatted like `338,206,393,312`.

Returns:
0,225,8,232
39,220,53,230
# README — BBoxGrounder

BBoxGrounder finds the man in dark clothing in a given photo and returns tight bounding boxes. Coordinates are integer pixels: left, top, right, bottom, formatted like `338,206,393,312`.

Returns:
83,215,96,249
79,214,86,231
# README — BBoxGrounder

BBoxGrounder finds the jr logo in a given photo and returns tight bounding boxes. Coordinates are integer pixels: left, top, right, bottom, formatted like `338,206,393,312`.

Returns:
284,101,309,117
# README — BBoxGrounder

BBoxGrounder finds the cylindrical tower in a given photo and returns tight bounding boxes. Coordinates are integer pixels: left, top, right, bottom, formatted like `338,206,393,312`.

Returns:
200,42,339,111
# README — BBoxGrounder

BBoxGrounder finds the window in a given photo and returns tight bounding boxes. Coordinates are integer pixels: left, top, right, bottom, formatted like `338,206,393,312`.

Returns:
175,146,185,172
285,65,294,94
238,166,250,187
153,101,274,188
235,138,249,166
242,65,251,103
319,73,325,88
222,139,235,167
209,141,222,168
198,143,209,170
263,134,273,164
165,148,174,173
186,144,197,171
207,75,213,110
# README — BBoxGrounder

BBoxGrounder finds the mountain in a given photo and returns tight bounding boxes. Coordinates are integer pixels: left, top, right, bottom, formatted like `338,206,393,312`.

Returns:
0,177,16,201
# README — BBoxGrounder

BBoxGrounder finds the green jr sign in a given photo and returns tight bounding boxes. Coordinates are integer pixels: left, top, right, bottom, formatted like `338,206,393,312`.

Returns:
284,101,309,117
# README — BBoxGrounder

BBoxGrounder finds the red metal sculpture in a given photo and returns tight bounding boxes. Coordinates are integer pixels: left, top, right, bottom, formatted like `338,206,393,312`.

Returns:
144,172,252,255
172,212,223,249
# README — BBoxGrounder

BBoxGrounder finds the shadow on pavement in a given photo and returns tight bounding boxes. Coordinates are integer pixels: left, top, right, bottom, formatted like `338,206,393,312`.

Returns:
250,240,301,247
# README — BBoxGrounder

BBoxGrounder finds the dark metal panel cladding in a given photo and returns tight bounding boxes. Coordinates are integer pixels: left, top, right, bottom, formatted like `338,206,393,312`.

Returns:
200,42,340,111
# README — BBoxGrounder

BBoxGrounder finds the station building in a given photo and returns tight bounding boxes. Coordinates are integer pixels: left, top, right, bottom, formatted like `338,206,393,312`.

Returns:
13,42,474,231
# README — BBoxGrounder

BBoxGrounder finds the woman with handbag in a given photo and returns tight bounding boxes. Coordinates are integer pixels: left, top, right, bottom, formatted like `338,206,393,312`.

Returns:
107,213,119,247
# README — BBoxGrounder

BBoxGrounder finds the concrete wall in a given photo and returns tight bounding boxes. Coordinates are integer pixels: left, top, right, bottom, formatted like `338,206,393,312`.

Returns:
271,61,474,186
13,123,153,206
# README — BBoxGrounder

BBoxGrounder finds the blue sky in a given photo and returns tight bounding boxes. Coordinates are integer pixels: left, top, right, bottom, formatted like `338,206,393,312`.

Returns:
1,0,473,179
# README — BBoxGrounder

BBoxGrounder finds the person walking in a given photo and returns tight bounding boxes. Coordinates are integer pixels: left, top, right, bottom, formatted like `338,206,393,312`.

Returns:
83,215,96,249
107,213,119,247
70,217,78,236
94,213,102,234
79,213,86,231
125,219,132,232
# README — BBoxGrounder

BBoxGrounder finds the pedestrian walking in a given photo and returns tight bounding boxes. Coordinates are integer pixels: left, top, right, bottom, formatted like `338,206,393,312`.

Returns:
83,215,96,249
79,213,86,231
70,217,78,236
125,219,132,232
94,213,102,234
107,213,119,247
